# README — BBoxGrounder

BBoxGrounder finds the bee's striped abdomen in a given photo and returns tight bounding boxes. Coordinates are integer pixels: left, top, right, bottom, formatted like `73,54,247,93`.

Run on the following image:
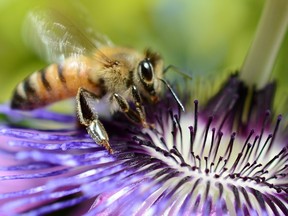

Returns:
11,58,102,110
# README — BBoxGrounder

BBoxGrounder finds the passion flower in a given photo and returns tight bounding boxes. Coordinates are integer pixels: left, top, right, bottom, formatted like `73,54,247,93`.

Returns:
0,0,288,215
0,75,287,215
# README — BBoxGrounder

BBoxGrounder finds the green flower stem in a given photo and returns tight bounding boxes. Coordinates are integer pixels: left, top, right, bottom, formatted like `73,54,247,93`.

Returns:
240,0,288,89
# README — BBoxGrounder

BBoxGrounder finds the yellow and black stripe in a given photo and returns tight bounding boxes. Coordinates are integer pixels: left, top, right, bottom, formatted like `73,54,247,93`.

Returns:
11,59,101,110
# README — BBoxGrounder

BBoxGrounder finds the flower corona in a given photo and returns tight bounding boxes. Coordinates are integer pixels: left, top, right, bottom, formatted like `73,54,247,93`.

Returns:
0,74,287,215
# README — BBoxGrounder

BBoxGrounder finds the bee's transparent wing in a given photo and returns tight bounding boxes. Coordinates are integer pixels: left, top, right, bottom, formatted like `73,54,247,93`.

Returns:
23,8,113,63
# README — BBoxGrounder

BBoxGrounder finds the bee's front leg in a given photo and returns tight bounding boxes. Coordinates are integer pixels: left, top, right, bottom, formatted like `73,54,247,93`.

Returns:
76,88,113,154
113,85,150,128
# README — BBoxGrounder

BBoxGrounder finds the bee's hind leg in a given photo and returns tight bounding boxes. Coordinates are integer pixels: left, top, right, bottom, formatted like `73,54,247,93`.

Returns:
113,85,150,128
76,88,113,154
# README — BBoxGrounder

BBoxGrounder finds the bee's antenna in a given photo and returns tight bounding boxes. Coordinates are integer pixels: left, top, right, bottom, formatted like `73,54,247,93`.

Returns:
158,78,185,112
163,65,192,80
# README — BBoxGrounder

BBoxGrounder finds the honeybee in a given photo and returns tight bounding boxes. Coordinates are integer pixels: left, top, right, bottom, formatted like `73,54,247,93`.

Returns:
11,8,184,153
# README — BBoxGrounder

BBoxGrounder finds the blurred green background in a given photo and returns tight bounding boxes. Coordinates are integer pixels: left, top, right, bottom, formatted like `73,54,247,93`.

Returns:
0,0,287,105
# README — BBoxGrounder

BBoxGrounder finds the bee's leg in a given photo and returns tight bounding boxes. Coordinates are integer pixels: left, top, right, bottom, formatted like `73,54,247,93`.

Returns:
113,86,149,128
131,85,148,128
76,88,113,154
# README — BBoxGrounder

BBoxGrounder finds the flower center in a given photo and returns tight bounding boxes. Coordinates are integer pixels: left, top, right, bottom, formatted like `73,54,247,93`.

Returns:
127,100,287,214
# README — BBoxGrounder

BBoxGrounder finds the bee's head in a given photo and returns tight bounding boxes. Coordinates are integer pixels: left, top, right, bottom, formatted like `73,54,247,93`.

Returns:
136,49,185,111
136,50,163,103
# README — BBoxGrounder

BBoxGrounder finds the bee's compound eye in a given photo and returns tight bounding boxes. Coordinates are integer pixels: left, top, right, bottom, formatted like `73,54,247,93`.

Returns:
138,59,154,82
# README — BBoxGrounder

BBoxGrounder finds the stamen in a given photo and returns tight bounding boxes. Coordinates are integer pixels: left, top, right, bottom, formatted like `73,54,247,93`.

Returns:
170,146,186,166
255,110,270,156
188,126,194,154
220,159,228,174
204,156,209,174
160,137,169,151
268,114,282,151
238,162,252,176
229,153,243,173
224,132,236,163
174,114,183,152
219,167,228,177
201,116,213,157
262,147,287,172
249,163,263,177
191,152,196,167
196,155,201,172
212,131,223,163
194,100,198,141
208,128,216,159
255,134,273,161
214,156,223,173
241,129,254,153
210,162,214,174
249,135,259,160
169,110,177,148
239,143,252,167
275,164,288,175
